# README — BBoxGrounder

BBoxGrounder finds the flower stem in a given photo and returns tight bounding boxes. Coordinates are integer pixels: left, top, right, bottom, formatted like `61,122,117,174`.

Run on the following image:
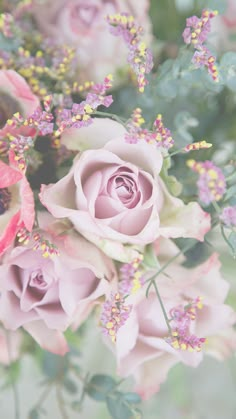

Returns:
5,331,20,419
56,386,70,419
93,110,126,125
28,384,52,417
152,280,172,334
145,240,196,333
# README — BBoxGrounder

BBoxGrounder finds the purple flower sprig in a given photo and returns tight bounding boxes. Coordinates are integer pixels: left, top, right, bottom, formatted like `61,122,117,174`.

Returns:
125,108,174,150
167,297,206,352
187,159,226,205
55,75,113,137
106,13,153,92
182,9,219,82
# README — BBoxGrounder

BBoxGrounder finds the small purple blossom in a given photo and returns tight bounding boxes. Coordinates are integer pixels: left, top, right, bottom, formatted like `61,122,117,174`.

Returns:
101,293,132,343
125,108,174,150
119,256,145,295
187,160,226,205
182,9,219,82
106,13,153,92
55,75,113,137
167,297,206,352
220,206,236,227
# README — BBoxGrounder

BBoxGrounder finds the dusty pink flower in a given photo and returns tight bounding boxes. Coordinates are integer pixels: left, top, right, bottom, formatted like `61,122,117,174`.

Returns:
0,154,35,255
0,70,39,139
40,118,210,261
0,326,22,365
0,216,116,355
32,0,152,83
114,242,236,399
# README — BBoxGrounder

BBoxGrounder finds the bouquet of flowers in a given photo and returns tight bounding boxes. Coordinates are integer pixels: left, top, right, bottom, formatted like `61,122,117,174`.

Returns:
0,0,236,418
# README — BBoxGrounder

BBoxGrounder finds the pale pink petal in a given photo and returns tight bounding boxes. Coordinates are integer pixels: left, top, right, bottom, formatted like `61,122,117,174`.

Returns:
0,70,39,117
61,118,126,151
0,160,22,187
24,320,69,355
159,180,211,241
20,176,35,231
0,210,20,255
134,354,178,399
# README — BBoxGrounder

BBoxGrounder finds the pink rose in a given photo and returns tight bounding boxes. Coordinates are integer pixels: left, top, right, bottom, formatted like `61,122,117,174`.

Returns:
0,153,35,255
32,0,152,83
0,216,116,355
0,326,22,365
0,70,39,138
40,118,210,261
211,0,236,51
114,245,236,399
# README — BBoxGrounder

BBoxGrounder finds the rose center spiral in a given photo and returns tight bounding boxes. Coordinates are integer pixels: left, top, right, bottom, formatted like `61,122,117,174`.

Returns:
29,270,48,291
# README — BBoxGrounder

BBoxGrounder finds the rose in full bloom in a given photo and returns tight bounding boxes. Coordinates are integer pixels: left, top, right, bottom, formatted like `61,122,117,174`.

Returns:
0,70,39,137
32,0,152,83
0,154,35,255
211,0,236,51
114,241,236,399
40,118,211,261
0,216,116,355
0,326,22,365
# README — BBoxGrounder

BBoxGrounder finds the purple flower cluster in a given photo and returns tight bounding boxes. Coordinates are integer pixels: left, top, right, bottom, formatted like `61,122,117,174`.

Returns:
119,256,145,295
106,13,153,92
55,75,113,137
125,108,174,150
167,297,206,352
220,206,236,227
182,9,219,82
187,159,226,205
101,293,132,343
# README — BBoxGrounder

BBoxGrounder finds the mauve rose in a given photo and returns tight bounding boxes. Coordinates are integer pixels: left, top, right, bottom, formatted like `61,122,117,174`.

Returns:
0,153,35,255
0,326,22,365
40,118,210,261
0,70,39,138
32,0,152,83
114,242,236,399
0,217,116,355
211,0,236,51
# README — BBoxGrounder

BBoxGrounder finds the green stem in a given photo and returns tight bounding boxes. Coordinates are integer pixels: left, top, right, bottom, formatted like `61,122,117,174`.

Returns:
145,240,196,333
93,110,126,125
145,240,196,296
56,386,70,419
28,384,52,417
212,200,221,214
5,331,20,419
152,281,172,334
220,223,235,256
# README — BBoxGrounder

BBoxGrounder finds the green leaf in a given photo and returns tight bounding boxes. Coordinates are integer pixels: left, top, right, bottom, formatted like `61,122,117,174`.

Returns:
223,185,236,202
220,52,236,92
228,232,236,256
143,244,159,268
86,374,116,401
0,32,21,51
28,409,40,419
71,400,82,412
123,393,142,404
63,378,77,394
196,0,227,14
106,392,134,419
42,352,68,380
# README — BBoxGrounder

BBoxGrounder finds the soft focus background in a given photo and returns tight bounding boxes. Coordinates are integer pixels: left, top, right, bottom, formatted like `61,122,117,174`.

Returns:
1,0,236,417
